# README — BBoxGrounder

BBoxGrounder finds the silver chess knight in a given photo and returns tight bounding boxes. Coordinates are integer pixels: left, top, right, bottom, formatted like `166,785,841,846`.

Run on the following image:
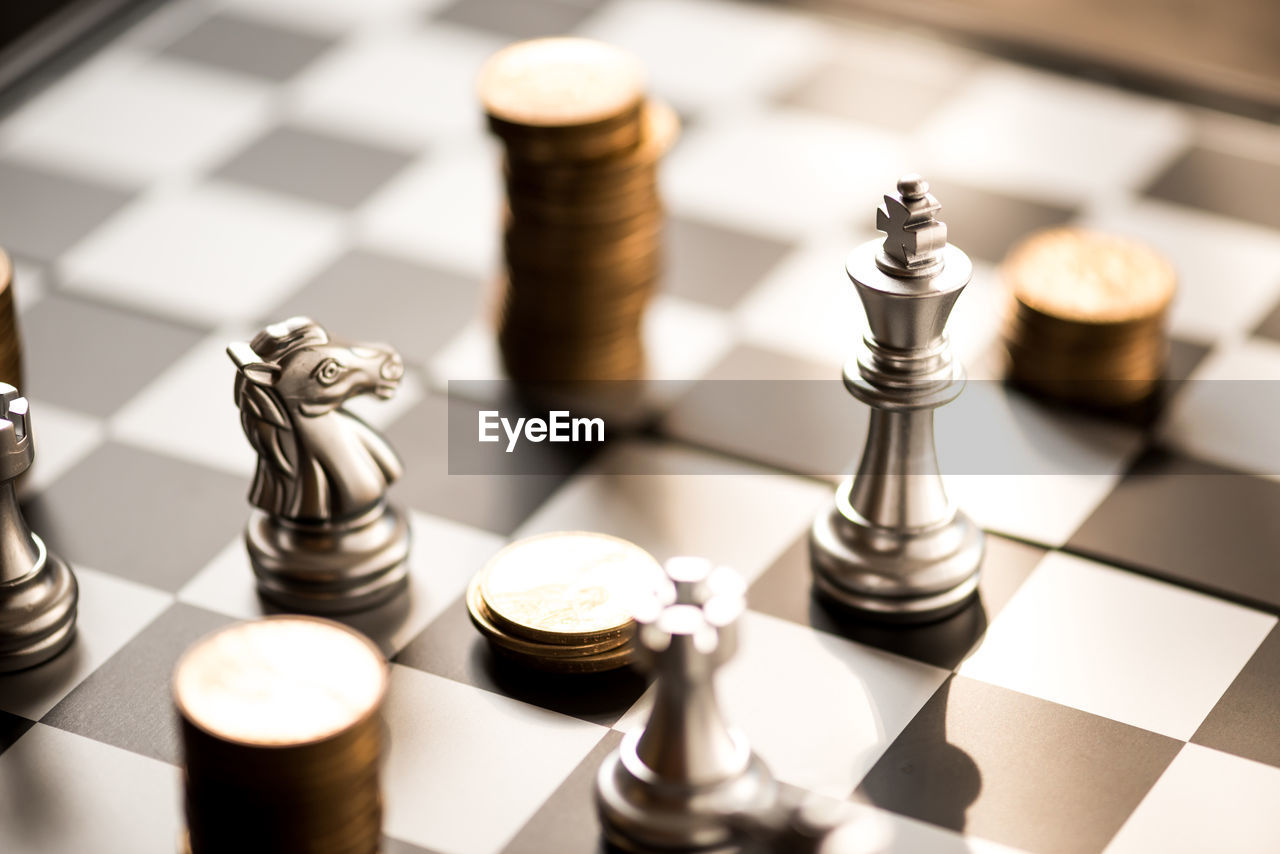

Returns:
228,317,410,614
597,557,777,852
810,175,984,622
0,385,78,671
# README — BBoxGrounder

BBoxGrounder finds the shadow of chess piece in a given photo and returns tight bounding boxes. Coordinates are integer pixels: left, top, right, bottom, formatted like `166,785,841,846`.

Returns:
0,385,77,671
228,317,411,615
812,592,989,672
859,678,981,837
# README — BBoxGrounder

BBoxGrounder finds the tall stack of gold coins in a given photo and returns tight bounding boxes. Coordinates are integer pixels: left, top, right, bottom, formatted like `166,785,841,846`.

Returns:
174,617,387,854
478,38,678,383
1001,227,1176,407
0,250,23,389
466,531,663,673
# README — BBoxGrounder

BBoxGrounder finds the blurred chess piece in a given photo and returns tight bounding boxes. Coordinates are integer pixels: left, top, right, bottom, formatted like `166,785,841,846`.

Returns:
0,249,24,389
596,556,777,851
228,317,410,614
0,384,77,670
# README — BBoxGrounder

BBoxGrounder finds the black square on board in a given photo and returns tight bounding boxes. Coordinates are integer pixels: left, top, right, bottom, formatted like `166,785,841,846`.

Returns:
41,604,235,764
856,676,1181,854
265,250,480,369
23,294,205,418
1068,448,1280,613
1192,624,1280,770
24,442,248,593
161,13,334,82
213,126,414,210
394,595,647,728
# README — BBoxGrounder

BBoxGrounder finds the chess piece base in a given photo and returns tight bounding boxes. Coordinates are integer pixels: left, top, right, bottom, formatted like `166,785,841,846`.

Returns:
810,480,984,623
247,500,411,615
596,730,777,852
0,535,78,672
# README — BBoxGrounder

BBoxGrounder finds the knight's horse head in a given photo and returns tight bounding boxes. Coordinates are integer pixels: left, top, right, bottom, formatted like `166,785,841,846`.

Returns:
228,317,405,521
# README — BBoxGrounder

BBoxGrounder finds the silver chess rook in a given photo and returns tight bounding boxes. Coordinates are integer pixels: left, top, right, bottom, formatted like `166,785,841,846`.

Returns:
810,175,985,622
228,317,411,614
0,385,78,670
596,557,776,852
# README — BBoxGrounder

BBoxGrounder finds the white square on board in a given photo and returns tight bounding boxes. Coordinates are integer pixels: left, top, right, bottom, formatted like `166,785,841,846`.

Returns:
381,666,607,854
917,64,1189,205
959,552,1276,740
0,725,183,854
1106,744,1280,854
60,182,343,326
1,51,272,184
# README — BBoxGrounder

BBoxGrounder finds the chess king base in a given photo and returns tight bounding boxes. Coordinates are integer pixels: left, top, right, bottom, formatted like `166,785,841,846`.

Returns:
810,478,984,622
597,729,777,853
0,535,78,672
246,500,410,614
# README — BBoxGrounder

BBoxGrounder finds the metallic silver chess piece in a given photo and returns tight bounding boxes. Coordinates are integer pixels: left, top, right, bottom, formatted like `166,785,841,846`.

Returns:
228,317,410,614
597,557,777,852
0,385,77,671
810,175,985,622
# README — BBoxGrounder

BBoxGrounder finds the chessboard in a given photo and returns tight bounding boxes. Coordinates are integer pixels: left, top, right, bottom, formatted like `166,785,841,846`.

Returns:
1,0,1279,852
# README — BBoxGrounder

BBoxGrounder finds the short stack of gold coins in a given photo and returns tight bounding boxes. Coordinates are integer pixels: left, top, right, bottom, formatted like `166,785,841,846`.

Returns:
0,249,23,389
1001,227,1176,407
466,531,663,673
174,616,387,854
478,37,678,383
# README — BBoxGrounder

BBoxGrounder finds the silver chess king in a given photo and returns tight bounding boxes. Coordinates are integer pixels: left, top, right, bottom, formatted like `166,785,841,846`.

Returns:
810,175,985,622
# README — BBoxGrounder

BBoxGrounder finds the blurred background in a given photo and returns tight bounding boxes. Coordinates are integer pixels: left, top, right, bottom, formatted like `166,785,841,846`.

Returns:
3,0,1278,116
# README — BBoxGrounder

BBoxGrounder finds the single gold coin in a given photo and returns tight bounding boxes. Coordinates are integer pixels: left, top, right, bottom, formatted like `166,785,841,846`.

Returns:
479,531,662,644
173,616,387,747
1005,227,1175,324
479,38,645,128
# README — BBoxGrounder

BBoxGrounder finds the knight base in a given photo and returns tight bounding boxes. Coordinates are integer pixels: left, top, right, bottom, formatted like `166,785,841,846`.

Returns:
247,500,411,615
810,481,984,624
0,535,79,672
596,731,778,853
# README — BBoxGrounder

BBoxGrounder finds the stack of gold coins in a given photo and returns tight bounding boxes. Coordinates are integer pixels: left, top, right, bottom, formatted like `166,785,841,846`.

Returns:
174,616,387,854
0,250,23,389
478,37,678,383
1001,227,1176,407
466,531,663,673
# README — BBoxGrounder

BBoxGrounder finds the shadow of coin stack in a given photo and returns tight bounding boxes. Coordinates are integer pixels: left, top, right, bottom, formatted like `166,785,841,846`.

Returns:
1001,227,1176,408
175,617,387,854
479,37,678,383
0,250,23,389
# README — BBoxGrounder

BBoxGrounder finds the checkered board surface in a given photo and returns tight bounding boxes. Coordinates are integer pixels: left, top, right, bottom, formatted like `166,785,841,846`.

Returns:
1,0,1279,852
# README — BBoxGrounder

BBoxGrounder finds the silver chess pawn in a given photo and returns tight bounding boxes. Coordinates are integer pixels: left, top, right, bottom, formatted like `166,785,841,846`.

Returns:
596,557,777,852
228,317,411,614
810,175,985,622
0,385,78,671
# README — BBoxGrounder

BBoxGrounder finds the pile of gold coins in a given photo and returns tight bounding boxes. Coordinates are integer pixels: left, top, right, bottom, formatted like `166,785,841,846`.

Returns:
478,37,678,383
466,531,663,673
1001,227,1176,407
0,249,23,389
174,617,387,854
